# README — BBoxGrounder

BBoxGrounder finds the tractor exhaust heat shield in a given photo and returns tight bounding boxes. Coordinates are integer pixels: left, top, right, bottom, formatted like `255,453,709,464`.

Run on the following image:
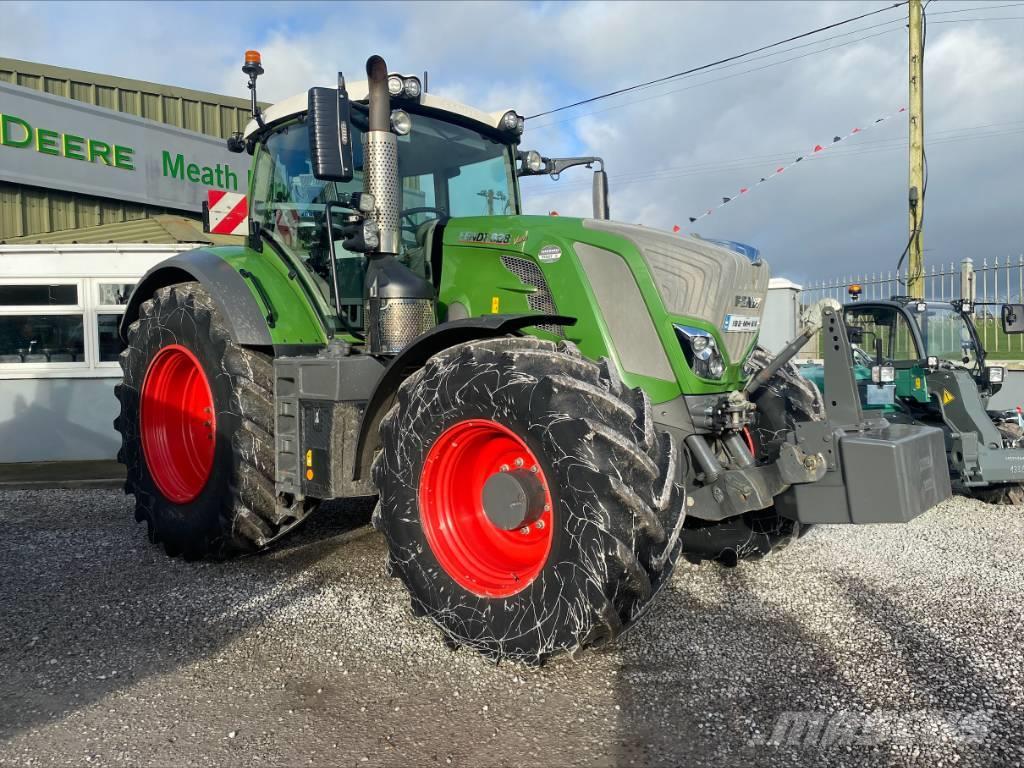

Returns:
365,256,436,355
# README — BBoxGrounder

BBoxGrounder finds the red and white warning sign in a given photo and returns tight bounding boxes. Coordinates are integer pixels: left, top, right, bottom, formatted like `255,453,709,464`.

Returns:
206,190,249,235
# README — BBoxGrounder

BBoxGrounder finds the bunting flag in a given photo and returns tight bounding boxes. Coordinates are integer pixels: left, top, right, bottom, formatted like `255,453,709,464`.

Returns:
679,106,906,228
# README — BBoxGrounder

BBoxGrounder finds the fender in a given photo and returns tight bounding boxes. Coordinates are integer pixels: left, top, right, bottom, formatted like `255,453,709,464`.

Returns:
352,313,577,480
120,248,275,347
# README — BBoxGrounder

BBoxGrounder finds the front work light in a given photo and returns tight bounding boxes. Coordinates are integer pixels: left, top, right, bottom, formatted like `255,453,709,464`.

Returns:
987,366,1005,384
390,109,412,135
502,111,525,134
871,365,896,384
387,75,404,96
402,77,421,99
522,150,543,173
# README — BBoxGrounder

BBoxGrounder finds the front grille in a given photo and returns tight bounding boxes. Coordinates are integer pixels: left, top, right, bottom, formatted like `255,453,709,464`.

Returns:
500,255,564,337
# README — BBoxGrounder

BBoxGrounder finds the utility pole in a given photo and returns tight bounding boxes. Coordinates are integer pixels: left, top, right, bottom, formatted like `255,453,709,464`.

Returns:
907,0,926,297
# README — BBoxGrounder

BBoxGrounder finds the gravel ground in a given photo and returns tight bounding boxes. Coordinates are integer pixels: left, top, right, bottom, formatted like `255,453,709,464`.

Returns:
0,490,1021,768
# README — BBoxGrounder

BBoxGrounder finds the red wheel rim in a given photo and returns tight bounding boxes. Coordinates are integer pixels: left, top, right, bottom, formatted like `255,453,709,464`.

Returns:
140,344,216,504
419,419,554,598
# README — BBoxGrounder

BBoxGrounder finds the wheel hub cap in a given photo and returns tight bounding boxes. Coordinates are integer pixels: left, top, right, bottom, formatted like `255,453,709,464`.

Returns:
419,419,554,598
140,344,216,504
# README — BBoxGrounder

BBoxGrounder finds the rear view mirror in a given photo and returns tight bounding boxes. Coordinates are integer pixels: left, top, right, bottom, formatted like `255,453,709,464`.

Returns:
592,168,609,220
846,325,864,344
308,73,354,183
1002,304,1024,334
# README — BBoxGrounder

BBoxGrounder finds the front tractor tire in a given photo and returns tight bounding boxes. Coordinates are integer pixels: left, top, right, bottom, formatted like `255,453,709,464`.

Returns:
372,337,687,663
115,282,307,559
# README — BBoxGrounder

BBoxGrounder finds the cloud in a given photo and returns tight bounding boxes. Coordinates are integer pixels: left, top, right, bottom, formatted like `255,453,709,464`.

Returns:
3,0,1022,282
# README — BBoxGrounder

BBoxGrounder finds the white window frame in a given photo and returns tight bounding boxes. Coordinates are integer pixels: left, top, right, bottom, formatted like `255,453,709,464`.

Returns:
0,277,89,374
0,243,197,380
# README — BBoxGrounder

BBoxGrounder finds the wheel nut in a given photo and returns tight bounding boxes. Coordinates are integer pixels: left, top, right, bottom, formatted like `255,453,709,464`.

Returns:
519,526,530,535
514,457,524,468
535,519,545,530
530,464,539,473
803,456,817,469
499,464,509,472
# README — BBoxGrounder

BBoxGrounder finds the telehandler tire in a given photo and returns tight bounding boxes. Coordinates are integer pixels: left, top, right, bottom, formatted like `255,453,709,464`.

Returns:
115,282,309,559
372,337,687,663
679,346,822,566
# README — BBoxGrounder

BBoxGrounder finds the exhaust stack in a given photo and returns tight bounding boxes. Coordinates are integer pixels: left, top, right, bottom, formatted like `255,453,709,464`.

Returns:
362,55,437,355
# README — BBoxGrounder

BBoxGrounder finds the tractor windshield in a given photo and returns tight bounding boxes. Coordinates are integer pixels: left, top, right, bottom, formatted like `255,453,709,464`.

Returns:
250,113,518,325
915,304,979,367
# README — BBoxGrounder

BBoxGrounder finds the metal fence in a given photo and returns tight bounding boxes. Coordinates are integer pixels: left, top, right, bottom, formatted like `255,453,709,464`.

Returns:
798,255,1024,357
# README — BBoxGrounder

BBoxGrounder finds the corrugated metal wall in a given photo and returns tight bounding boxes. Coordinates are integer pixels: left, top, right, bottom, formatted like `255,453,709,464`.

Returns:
0,57,257,241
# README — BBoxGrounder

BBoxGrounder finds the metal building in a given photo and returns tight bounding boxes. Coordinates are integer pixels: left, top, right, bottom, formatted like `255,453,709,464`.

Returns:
0,56,254,241
0,58,254,466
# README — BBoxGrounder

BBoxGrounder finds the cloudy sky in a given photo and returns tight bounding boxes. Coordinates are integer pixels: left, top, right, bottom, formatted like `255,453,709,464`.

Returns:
2,0,1022,283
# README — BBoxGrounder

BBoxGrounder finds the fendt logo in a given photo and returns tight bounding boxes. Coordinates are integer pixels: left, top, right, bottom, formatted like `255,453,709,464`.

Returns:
734,295,762,309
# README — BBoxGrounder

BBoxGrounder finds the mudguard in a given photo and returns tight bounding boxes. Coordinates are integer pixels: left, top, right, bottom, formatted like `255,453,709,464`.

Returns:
352,313,577,480
120,249,275,347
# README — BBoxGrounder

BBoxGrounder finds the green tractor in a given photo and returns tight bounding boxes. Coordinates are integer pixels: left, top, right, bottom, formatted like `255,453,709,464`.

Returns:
800,293,1024,504
114,53,951,663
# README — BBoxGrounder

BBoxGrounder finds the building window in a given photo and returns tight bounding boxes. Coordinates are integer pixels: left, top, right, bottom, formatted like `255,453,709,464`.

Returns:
0,284,79,306
0,282,86,367
0,314,85,363
0,278,137,375
95,282,135,366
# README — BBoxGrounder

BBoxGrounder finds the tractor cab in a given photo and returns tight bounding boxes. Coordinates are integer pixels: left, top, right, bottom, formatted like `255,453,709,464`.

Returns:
803,297,1007,414
232,58,608,346
800,293,1024,496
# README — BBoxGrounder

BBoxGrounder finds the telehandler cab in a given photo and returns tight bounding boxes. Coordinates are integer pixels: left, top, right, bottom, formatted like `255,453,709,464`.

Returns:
800,293,1024,504
115,53,951,663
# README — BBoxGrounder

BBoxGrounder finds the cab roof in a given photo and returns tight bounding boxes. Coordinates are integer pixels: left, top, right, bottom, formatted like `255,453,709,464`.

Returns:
243,78,516,139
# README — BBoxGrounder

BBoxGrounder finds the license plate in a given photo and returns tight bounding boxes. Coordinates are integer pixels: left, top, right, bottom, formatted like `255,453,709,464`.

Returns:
722,314,760,332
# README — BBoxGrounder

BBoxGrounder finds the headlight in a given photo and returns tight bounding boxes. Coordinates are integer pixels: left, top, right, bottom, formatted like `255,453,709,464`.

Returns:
673,324,726,380
390,109,412,135
387,75,404,97
403,77,421,99
987,366,1005,383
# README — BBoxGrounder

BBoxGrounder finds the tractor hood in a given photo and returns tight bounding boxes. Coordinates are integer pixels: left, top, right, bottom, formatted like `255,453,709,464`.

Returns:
439,215,770,400
579,220,769,366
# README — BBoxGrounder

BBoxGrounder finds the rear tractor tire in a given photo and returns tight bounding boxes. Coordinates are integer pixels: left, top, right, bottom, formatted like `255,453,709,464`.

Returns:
679,346,822,566
115,282,311,559
372,337,688,663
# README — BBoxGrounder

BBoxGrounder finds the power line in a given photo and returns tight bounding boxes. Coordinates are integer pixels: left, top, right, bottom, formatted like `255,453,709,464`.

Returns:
523,124,1024,196
927,2,1024,15
525,4,1022,134
525,2,908,120
528,27,903,133
930,15,1024,22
